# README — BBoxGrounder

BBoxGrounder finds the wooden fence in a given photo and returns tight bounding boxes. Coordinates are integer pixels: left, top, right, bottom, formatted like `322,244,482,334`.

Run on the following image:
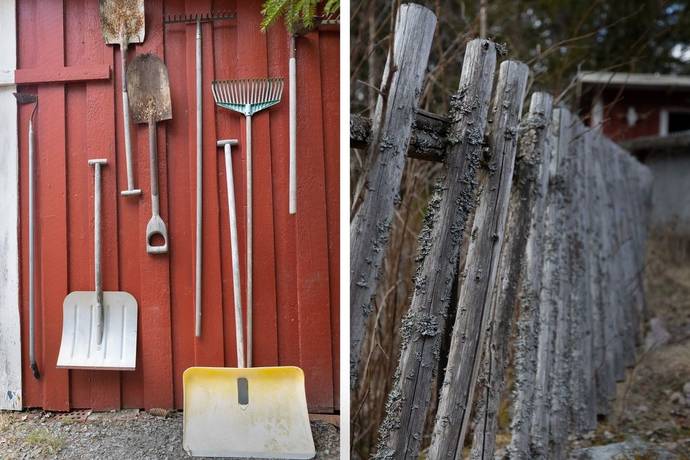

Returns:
350,4,653,459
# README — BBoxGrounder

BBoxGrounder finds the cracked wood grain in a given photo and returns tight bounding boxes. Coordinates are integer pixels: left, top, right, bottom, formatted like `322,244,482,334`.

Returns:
427,59,529,460
374,39,497,460
350,3,437,387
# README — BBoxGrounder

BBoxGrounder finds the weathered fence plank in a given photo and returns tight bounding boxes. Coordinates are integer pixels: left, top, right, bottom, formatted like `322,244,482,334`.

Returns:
506,93,555,459
589,131,617,416
374,39,497,460
350,3,437,385
428,60,529,459
529,107,570,458
568,119,597,434
548,108,579,459
468,92,554,460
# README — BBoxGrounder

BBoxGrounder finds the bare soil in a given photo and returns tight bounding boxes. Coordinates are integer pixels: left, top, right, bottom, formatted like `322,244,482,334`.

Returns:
568,232,690,458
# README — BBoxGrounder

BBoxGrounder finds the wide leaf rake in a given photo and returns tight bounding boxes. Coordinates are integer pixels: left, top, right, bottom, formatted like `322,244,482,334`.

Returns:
211,78,284,367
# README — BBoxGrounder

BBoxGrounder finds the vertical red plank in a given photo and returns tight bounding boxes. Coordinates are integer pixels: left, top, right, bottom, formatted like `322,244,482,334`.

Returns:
65,83,90,409
319,29,341,409
84,1,122,410
134,0,174,409
164,0,194,409
117,31,144,410
64,0,91,411
236,0,280,369
266,24,301,368
295,31,334,411
36,0,70,411
17,0,41,409
212,0,243,369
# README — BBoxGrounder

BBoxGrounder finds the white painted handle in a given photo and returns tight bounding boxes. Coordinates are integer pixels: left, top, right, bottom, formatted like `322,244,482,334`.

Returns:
245,115,252,368
195,19,203,338
219,140,244,368
289,56,297,214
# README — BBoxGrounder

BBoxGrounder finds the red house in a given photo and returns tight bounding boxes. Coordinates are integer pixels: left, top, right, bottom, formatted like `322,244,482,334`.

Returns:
577,71,690,234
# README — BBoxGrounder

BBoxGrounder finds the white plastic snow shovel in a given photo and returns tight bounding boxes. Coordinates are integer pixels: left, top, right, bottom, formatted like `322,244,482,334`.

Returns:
182,140,314,459
57,159,138,370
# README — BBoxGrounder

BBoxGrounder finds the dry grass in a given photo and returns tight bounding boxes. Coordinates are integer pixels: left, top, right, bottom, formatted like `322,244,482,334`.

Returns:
24,428,65,455
0,412,12,432
351,156,442,458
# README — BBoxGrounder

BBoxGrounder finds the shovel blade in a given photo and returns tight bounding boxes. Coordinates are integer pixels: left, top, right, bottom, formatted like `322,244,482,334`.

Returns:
99,0,145,44
183,366,315,459
57,291,138,370
127,53,172,123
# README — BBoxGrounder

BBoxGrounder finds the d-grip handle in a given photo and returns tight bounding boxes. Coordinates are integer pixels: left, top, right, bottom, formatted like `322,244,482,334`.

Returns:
146,215,169,254
147,120,168,254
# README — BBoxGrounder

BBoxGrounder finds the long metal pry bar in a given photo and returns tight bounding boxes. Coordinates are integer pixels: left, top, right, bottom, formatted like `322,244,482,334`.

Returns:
163,11,235,338
14,92,40,379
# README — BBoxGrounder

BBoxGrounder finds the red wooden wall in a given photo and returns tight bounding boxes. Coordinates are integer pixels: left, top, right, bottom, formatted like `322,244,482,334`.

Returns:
16,0,339,413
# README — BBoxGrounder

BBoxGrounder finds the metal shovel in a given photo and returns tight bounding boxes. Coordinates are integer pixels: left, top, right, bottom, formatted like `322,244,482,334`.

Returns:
126,53,172,254
182,139,314,459
99,0,145,197
57,159,138,370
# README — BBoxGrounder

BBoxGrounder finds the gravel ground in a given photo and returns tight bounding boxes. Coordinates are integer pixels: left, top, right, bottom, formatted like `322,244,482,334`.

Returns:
0,409,339,459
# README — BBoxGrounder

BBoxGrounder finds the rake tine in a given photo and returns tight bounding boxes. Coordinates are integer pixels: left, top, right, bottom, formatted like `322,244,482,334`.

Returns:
274,79,280,101
163,11,236,24
212,84,219,104
212,78,284,111
221,82,228,104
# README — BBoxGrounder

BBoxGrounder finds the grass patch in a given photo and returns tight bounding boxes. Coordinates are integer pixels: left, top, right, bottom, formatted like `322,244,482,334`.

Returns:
25,428,64,455
0,413,12,432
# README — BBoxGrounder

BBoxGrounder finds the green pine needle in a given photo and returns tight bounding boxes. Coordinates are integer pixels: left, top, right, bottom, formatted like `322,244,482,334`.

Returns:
261,0,340,33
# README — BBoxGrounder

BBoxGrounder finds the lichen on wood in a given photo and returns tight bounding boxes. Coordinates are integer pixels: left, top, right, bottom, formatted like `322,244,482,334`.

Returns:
374,38,497,460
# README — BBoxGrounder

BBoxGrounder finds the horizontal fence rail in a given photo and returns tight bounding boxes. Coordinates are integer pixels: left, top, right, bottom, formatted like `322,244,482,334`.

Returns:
350,4,653,459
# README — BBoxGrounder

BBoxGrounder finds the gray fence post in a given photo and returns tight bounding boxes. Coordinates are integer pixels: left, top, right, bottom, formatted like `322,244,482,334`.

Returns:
506,93,555,459
427,60,529,459
350,3,437,386
374,39,497,460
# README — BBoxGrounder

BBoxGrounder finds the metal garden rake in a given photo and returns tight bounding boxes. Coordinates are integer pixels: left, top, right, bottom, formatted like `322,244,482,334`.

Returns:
211,78,284,367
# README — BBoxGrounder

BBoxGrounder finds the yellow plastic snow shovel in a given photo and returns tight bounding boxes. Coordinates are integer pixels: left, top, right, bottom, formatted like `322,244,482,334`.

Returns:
182,140,314,459
57,159,138,370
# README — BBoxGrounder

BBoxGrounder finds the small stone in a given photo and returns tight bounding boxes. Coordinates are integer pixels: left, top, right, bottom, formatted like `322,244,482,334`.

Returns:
670,391,686,406
644,317,671,351
147,408,171,418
